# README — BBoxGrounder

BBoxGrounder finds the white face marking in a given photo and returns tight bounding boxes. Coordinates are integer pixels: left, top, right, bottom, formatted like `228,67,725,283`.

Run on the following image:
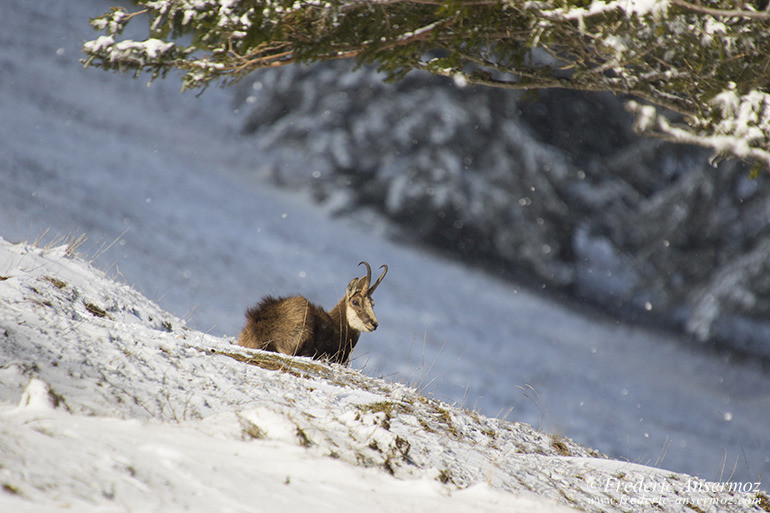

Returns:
347,303,374,332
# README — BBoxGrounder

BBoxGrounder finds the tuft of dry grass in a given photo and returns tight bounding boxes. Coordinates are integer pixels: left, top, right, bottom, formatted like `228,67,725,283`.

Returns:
237,415,266,440
437,468,454,484
85,302,108,318
550,436,571,456
757,492,770,512
34,231,88,257
44,276,67,289
2,483,20,495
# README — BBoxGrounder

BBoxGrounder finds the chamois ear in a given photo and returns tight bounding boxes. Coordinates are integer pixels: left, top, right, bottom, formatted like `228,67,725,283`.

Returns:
346,277,360,298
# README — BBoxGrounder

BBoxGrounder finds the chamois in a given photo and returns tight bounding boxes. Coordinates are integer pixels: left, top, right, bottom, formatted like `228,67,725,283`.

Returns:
238,262,388,364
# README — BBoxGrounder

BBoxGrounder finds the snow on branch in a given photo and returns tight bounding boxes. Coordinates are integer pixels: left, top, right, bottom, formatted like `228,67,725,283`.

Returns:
670,0,770,20
82,0,770,171
627,88,770,169
82,33,177,77
532,0,670,20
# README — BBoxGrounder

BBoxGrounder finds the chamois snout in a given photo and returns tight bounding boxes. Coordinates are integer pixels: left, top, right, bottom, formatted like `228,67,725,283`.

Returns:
358,315,378,332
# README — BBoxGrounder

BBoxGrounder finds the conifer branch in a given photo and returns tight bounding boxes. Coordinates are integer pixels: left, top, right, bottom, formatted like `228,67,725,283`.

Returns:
82,0,770,171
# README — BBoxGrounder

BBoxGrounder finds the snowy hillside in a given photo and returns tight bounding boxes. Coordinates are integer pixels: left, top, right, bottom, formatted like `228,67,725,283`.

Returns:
1,237,767,512
2,0,770,493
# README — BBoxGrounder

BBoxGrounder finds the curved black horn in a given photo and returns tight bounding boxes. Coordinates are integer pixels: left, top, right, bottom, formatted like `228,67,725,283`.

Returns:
368,264,388,295
358,261,372,288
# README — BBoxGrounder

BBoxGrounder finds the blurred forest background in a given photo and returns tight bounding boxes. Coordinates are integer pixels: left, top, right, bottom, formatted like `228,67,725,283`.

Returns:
233,61,770,361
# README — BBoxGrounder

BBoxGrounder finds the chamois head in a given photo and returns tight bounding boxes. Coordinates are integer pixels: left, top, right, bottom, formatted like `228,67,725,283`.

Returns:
345,261,388,333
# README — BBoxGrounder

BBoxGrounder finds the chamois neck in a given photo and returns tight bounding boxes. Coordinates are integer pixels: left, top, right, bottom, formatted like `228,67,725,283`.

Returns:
329,298,354,332
329,298,361,343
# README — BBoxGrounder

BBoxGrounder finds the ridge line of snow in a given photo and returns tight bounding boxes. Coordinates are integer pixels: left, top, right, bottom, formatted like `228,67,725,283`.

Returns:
1,236,766,512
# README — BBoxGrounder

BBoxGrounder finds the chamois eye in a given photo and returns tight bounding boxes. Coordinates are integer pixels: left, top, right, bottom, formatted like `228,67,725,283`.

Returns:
352,299,360,306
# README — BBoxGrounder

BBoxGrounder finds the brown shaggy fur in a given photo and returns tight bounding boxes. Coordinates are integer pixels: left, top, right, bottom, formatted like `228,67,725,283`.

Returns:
238,295,359,363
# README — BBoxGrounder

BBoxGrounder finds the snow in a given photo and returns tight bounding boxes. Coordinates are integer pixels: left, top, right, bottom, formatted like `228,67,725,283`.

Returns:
83,35,116,53
14,378,64,412
629,89,770,167
0,237,764,512
0,395,568,513
118,38,174,59
624,0,669,16
0,410,554,512
540,0,669,20
1,0,770,508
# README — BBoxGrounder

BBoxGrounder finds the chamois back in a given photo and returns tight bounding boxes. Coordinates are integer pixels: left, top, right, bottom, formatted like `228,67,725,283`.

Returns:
239,295,330,358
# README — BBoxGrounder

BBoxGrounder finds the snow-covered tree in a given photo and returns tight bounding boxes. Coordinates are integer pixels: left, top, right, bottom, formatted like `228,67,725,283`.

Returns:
84,0,770,170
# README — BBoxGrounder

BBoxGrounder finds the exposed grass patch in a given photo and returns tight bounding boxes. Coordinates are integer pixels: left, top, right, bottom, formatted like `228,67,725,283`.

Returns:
482,427,496,438
2,483,20,495
357,400,398,430
296,426,313,447
237,415,266,440
208,347,323,377
418,417,435,433
551,436,571,456
558,489,580,508
359,400,396,416
43,276,66,289
757,492,770,512
437,468,454,485
432,404,458,437
205,346,392,395
394,435,410,457
85,302,107,318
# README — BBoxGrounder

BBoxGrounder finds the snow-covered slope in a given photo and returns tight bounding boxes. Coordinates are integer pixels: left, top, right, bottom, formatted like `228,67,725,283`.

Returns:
2,0,770,489
1,237,766,512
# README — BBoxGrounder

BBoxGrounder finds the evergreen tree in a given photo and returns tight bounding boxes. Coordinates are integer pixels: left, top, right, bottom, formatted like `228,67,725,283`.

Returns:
84,0,770,170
